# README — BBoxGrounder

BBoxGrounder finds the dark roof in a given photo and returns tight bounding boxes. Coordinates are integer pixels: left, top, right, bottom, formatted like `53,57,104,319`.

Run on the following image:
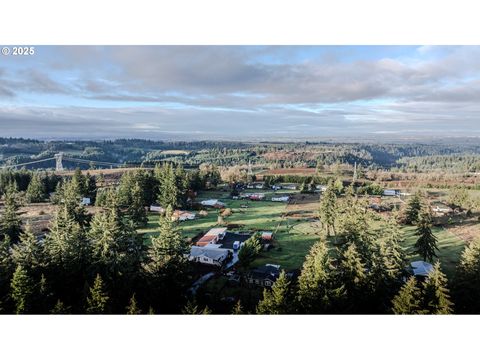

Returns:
248,265,281,281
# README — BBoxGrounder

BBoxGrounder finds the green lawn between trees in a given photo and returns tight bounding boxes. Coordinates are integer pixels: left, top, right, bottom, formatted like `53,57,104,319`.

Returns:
138,189,469,277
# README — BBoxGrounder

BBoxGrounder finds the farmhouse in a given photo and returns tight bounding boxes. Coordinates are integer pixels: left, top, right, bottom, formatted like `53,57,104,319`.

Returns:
172,210,196,221
271,196,289,202
200,199,226,208
246,264,281,287
188,246,230,267
196,227,228,247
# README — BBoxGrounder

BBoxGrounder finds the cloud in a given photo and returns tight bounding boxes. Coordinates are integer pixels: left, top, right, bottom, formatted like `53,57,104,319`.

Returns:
1,46,480,138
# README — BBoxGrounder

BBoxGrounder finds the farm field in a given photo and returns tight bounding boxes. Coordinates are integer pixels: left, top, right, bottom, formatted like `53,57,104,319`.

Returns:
139,185,479,276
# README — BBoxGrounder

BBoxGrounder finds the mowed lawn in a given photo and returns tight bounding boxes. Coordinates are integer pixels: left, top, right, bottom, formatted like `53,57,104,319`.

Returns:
401,225,466,278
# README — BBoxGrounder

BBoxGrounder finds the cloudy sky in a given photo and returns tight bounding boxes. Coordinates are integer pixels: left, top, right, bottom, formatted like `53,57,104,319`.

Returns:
1,45,480,140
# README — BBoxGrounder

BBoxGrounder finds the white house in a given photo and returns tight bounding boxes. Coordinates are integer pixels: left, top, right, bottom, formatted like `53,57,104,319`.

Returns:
189,246,230,267
81,197,91,206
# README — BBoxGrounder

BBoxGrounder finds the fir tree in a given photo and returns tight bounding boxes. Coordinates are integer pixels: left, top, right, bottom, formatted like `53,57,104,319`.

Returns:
404,191,422,225
257,271,291,314
143,206,188,275
319,183,337,236
126,293,142,314
422,262,453,314
50,299,71,314
391,276,423,314
182,299,211,314
296,239,333,313
237,233,262,268
454,239,480,313
26,172,46,203
11,224,43,274
413,205,438,262
128,181,148,227
155,163,179,209
86,274,109,314
0,183,22,243
232,300,244,315
10,265,34,314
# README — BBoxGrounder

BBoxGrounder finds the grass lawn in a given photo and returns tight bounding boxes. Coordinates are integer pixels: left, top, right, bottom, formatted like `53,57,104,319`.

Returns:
401,225,466,278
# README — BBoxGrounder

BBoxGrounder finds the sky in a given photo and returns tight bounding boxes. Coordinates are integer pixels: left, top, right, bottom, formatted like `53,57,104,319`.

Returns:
1,45,480,140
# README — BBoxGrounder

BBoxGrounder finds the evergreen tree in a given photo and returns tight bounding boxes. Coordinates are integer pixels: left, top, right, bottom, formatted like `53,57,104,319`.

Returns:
26,172,46,203
128,181,148,227
232,300,244,315
319,183,337,236
257,271,291,314
143,206,188,275
155,163,179,209
454,239,480,313
404,191,422,225
11,224,43,274
337,243,369,311
89,189,143,285
126,293,142,314
413,205,438,262
143,206,189,312
237,233,262,268
50,299,71,314
71,168,87,197
61,179,89,227
391,276,423,314
0,235,13,307
422,262,453,314
10,265,34,314
182,299,211,314
86,274,109,314
0,183,22,243
296,239,334,313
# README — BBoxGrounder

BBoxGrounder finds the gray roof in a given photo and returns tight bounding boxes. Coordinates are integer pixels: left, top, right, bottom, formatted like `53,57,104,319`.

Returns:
189,246,229,261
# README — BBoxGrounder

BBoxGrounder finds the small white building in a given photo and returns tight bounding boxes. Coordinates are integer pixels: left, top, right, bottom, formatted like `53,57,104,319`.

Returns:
271,196,290,202
189,246,230,267
200,199,226,208
150,205,165,213
383,189,398,196
172,210,196,221
81,197,91,206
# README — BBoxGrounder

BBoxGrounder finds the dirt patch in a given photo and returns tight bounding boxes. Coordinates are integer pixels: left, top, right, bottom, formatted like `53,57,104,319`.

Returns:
284,193,320,220
446,222,480,244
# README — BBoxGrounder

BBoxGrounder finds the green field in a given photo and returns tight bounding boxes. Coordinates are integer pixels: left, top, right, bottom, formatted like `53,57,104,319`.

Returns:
139,187,474,276
401,225,466,278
